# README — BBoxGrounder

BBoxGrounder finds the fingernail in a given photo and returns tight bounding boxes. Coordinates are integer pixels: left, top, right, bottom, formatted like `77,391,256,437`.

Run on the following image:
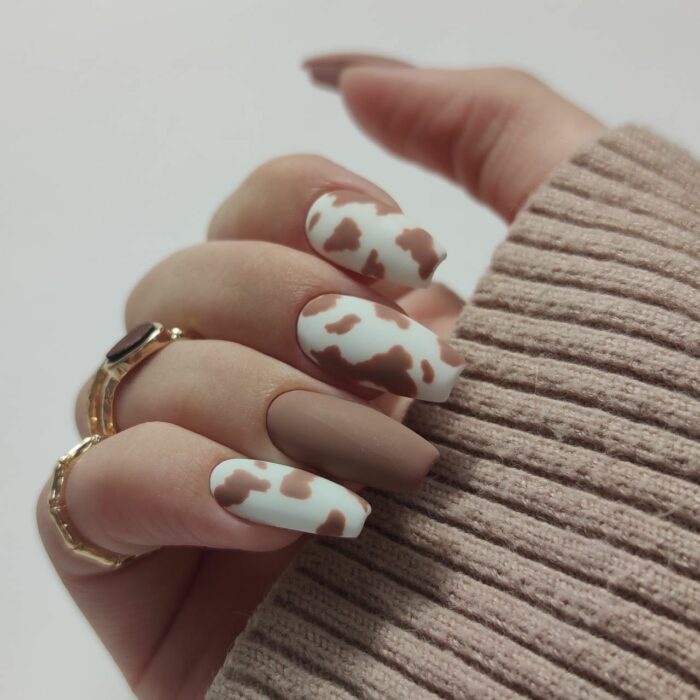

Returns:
210,458,369,537
306,191,446,288
297,294,465,402
267,391,439,492
303,53,411,88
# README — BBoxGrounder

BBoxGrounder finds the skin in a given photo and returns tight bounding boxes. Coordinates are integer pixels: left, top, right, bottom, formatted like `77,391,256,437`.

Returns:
37,58,604,698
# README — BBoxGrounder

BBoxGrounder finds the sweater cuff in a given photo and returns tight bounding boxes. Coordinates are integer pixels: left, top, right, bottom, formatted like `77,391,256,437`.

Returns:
207,126,700,700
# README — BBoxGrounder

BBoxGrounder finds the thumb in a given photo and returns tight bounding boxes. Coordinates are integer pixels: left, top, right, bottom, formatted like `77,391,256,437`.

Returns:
304,55,604,221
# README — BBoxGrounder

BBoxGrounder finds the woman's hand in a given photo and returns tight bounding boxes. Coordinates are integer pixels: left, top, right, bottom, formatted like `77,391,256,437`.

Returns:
37,57,603,699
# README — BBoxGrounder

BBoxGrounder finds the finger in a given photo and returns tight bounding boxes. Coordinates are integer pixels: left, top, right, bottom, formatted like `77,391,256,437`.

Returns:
125,242,465,402
38,423,370,576
75,340,438,491
304,55,605,221
208,153,446,292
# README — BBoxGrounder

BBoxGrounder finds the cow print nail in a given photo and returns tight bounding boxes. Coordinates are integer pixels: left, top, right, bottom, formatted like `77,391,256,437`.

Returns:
297,294,466,402
306,191,446,288
210,458,370,537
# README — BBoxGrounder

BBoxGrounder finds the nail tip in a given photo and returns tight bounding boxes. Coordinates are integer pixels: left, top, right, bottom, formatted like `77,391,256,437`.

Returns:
301,62,343,89
348,511,371,539
418,377,462,403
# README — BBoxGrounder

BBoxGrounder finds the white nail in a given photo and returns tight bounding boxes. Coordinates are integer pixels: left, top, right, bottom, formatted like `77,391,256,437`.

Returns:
297,294,465,402
210,458,370,537
306,191,446,288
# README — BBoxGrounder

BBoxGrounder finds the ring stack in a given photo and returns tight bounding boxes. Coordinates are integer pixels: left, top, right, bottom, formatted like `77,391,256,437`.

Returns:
48,322,185,568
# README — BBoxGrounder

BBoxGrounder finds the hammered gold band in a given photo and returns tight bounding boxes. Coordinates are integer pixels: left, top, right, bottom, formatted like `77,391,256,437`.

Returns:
50,323,185,568
48,435,135,568
88,322,185,437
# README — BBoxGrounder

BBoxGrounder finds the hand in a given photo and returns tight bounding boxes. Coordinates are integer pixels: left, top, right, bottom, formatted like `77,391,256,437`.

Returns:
37,56,603,699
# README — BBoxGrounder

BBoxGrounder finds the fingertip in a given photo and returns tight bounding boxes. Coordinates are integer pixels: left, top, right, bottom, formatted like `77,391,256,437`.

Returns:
303,53,411,89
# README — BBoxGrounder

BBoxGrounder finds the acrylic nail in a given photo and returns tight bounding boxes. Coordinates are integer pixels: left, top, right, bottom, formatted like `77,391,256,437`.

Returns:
297,294,465,402
306,191,446,288
303,53,411,88
210,458,370,537
267,391,439,492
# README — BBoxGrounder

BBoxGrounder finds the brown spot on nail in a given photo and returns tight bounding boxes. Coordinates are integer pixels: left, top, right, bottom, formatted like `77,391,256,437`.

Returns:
396,228,442,280
351,491,370,513
324,218,362,252
308,212,320,231
316,509,346,536
374,303,410,329
310,344,417,397
438,338,465,367
360,249,385,279
329,191,400,216
280,469,315,499
302,294,340,317
254,460,268,470
214,469,271,507
421,359,435,384
325,313,361,335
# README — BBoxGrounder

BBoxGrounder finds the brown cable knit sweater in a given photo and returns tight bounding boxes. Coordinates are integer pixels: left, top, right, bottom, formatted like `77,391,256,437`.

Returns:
207,126,700,699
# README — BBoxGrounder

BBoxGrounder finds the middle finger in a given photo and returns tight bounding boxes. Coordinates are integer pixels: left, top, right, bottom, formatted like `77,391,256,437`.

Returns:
126,241,465,402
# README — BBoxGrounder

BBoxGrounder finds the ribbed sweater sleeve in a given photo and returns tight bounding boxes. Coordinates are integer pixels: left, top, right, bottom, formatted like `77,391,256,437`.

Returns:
207,125,700,700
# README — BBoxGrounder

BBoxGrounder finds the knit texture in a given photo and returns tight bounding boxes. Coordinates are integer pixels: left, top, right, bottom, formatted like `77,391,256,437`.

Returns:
207,126,700,700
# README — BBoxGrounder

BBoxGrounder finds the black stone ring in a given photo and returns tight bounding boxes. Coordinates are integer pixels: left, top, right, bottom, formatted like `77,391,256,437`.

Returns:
87,322,186,436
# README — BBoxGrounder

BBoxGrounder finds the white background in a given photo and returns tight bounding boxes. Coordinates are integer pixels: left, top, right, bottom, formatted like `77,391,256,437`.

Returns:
1,1,698,697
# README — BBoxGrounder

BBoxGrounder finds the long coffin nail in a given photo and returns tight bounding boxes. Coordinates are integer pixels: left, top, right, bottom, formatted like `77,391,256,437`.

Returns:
297,294,465,402
306,191,446,288
210,458,370,537
267,391,439,492
303,53,411,88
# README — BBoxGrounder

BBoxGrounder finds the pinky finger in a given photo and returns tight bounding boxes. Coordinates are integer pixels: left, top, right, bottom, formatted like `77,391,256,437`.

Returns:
38,422,370,576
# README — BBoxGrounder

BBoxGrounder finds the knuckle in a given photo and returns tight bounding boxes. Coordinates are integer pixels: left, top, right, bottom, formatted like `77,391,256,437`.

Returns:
124,243,203,327
488,67,547,92
123,419,179,445
247,153,331,185
209,153,334,240
451,67,553,218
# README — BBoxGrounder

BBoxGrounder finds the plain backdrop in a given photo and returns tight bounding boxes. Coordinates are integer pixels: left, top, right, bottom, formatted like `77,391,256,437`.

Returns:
1,1,698,697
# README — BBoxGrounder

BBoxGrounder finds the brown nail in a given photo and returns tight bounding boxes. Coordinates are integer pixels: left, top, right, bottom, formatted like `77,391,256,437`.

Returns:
303,53,412,88
267,390,438,492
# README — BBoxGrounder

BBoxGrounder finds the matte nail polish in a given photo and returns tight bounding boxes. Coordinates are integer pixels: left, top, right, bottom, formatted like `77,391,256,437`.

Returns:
306,191,446,288
303,54,411,88
297,294,465,402
267,391,439,492
210,458,370,537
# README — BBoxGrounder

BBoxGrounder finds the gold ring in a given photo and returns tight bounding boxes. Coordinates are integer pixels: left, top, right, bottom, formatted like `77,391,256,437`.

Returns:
48,435,135,568
88,322,185,436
